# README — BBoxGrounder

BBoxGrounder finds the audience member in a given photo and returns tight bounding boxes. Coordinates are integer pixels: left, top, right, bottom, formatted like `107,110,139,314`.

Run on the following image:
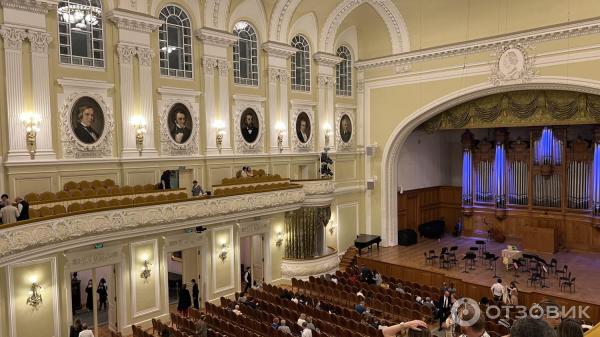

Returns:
243,267,252,293
297,313,307,326
194,315,208,337
447,282,457,295
510,317,556,337
271,317,280,330
373,270,383,286
15,196,29,221
78,322,94,337
306,316,316,331
0,194,8,208
191,180,205,196
508,281,519,305
395,282,405,294
355,301,366,314
238,292,248,303
301,321,313,337
177,284,191,317
0,198,19,224
356,289,365,299
558,319,584,337
457,308,489,337
69,319,82,337
191,278,200,309
232,304,243,316
437,290,452,331
278,320,292,334
160,170,171,189
381,320,428,337
534,299,562,329
96,278,108,311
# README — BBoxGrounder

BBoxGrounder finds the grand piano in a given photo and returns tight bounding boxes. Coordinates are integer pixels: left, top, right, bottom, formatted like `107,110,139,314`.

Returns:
354,234,382,255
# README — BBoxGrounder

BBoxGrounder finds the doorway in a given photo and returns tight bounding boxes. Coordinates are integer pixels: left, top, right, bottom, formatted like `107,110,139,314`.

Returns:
167,248,203,312
240,234,265,292
70,265,117,337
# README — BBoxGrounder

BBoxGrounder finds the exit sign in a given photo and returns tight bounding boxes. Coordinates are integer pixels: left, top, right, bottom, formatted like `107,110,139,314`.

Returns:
94,243,104,249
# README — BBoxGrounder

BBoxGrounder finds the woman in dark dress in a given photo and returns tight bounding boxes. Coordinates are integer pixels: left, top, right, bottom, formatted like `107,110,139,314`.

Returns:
69,319,82,337
97,278,108,311
177,283,192,317
85,280,94,311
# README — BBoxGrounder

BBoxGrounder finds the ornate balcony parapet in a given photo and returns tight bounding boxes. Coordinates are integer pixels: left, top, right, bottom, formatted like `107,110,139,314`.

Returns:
295,179,335,207
281,247,339,280
0,188,304,265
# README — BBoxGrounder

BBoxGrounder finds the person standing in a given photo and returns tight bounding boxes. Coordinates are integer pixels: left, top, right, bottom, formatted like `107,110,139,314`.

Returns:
15,197,29,221
160,170,171,189
96,278,108,311
437,290,452,331
243,267,252,293
85,280,94,311
191,278,200,309
0,198,19,224
70,319,82,337
508,281,519,305
177,284,191,317
191,181,204,196
78,322,95,337
490,278,505,303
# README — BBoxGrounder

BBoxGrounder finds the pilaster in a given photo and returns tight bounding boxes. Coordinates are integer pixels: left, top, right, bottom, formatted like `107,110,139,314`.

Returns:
313,52,342,151
136,46,158,157
0,25,28,161
27,29,56,159
117,43,137,156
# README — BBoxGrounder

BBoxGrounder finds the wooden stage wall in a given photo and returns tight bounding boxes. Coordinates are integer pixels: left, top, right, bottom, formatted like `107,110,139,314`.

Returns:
399,186,600,252
397,186,462,233
358,257,600,323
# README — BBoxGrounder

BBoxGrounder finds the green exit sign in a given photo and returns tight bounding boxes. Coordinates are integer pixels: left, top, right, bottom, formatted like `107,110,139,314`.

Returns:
94,243,104,249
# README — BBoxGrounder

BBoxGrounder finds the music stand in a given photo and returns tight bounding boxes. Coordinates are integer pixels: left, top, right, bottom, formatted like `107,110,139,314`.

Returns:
466,252,477,270
491,255,500,278
462,254,469,274
540,264,550,288
512,260,521,279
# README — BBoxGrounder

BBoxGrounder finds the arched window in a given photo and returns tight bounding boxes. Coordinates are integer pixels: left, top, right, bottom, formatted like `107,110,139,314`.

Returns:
233,21,259,86
291,35,310,91
159,5,193,78
58,0,104,67
336,46,352,96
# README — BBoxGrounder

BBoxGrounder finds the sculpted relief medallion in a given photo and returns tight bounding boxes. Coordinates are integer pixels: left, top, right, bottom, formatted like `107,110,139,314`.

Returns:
490,44,535,86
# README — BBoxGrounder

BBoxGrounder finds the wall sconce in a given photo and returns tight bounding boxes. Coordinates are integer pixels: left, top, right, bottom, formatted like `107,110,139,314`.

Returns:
26,281,43,310
213,120,226,153
140,258,152,280
131,115,147,156
276,230,284,247
323,123,332,149
218,242,228,262
275,121,286,152
328,224,336,235
21,112,41,159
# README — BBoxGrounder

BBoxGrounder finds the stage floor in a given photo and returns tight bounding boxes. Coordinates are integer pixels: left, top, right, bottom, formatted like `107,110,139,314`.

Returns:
359,235,600,306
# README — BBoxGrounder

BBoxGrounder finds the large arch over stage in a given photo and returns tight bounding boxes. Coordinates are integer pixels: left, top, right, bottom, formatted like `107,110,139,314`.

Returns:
379,77,600,247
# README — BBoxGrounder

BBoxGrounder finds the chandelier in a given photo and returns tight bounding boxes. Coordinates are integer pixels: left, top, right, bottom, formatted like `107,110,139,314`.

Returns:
58,3,101,30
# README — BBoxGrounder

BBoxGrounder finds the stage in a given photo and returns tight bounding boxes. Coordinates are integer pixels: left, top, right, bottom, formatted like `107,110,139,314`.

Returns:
358,235,600,323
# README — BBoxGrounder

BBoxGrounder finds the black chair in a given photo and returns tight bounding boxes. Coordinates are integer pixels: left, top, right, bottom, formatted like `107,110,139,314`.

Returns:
475,240,486,258
527,268,541,287
548,258,558,273
559,271,572,287
440,247,449,257
556,265,568,280
484,252,495,270
469,247,479,266
466,251,477,270
439,254,451,269
448,247,458,267
561,277,576,293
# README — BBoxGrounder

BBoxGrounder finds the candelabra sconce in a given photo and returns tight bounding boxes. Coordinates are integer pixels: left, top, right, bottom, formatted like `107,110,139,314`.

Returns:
131,116,147,156
21,113,41,159
275,122,286,152
276,231,284,247
328,225,336,236
26,281,43,310
213,120,226,153
218,242,228,262
323,123,332,150
140,259,152,280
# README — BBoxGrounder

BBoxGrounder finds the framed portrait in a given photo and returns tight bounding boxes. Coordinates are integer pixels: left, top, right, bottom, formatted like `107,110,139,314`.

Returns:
167,103,193,144
339,113,353,143
70,96,105,144
239,108,260,144
295,111,311,144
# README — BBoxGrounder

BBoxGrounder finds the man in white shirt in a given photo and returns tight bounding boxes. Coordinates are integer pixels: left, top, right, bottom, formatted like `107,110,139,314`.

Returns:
356,289,365,299
301,322,313,337
490,278,505,303
232,305,243,316
297,313,307,327
78,322,94,337
0,199,19,224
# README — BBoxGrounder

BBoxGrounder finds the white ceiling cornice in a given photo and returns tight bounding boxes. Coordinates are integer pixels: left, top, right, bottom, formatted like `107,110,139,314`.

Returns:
355,16,600,71
0,0,57,14
106,9,163,33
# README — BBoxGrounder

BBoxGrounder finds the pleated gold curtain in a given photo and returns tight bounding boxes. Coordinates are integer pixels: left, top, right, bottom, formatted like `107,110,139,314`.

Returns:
284,206,331,259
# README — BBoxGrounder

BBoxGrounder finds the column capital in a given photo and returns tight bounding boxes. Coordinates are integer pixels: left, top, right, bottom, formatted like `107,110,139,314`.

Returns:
268,67,288,84
195,28,237,47
136,46,154,67
117,43,137,65
313,52,342,66
317,75,334,88
202,57,219,75
0,25,27,50
27,30,52,54
216,59,230,77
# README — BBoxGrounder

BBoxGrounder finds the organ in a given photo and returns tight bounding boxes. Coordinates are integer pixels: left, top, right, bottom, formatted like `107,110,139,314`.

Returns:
460,126,600,245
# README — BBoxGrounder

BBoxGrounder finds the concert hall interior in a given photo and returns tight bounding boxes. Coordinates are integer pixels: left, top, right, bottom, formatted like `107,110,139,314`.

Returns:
4,1,600,337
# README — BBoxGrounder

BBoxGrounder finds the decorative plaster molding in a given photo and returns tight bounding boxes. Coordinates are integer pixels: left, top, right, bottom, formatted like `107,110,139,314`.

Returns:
106,9,162,33
195,28,238,47
238,220,270,237
301,180,335,195
233,96,266,153
137,46,154,67
281,252,339,279
290,104,315,152
0,188,305,262
0,0,57,14
27,30,52,54
268,67,288,84
0,25,27,50
490,43,536,86
217,58,230,77
157,87,202,97
313,52,342,66
117,44,137,65
320,0,408,54
158,97,200,156
202,57,219,75
64,245,122,270
57,78,114,91
164,232,208,253
263,41,298,57
355,16,600,71
317,75,334,88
